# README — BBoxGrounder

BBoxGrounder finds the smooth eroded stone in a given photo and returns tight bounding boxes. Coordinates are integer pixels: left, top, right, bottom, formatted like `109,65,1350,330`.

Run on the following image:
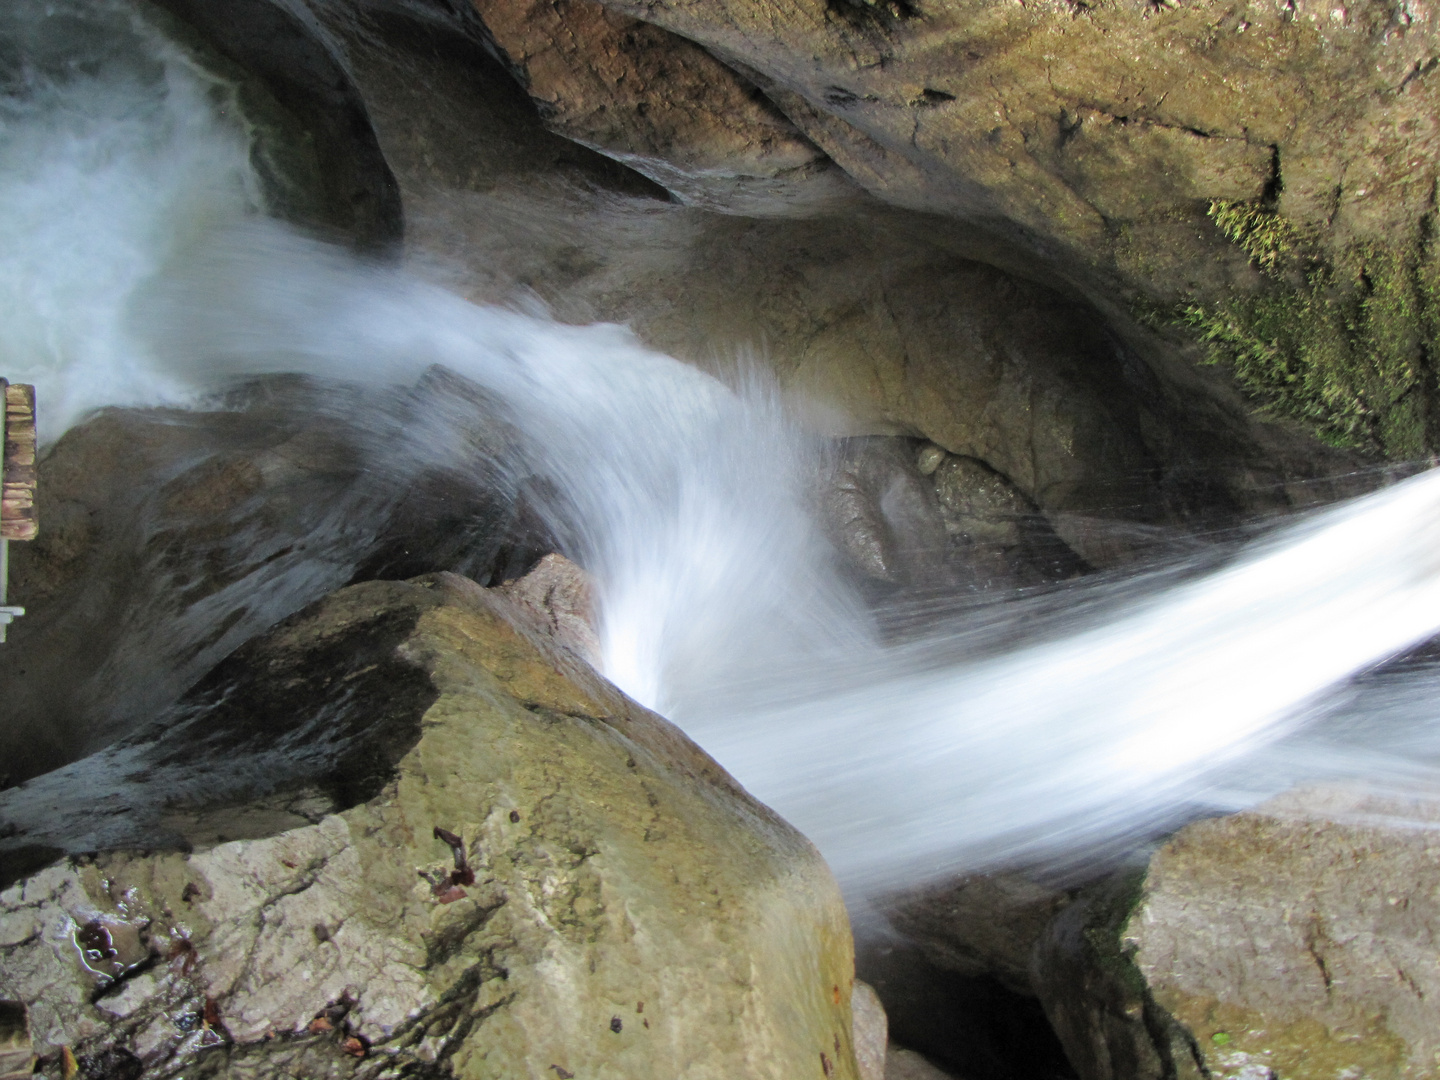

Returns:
470,0,851,215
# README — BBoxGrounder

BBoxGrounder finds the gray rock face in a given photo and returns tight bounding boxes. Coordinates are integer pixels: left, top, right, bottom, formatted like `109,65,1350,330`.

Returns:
887,873,1074,997
1026,785,1440,1080
818,437,1089,594
0,568,863,1080
150,0,402,251
1129,786,1440,1080
310,0,1361,536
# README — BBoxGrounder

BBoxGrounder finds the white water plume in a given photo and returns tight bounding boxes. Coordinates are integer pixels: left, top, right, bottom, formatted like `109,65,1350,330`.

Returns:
0,0,261,439
11,0,1440,895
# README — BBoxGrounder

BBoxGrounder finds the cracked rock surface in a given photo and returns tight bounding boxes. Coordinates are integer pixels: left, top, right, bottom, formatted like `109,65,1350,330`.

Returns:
0,568,860,1080
1032,784,1440,1080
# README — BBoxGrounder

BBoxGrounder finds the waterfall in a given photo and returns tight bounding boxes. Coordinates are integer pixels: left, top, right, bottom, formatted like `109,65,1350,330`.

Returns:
8,0,1440,895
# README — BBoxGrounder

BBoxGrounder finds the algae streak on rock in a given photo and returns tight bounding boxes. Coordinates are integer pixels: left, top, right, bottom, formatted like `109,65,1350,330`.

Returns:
0,567,861,1080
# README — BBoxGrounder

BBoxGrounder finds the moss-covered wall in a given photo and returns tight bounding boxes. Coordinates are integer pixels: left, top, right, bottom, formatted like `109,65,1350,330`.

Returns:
1178,197,1440,458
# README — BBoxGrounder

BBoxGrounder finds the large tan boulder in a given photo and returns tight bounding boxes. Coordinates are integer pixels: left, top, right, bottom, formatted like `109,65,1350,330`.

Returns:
0,568,861,1079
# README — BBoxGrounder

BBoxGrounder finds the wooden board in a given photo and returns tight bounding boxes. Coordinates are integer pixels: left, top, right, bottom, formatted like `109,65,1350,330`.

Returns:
2,382,36,541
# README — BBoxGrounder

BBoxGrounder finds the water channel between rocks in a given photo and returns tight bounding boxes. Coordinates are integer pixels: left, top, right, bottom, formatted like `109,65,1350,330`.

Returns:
6,3,1440,1079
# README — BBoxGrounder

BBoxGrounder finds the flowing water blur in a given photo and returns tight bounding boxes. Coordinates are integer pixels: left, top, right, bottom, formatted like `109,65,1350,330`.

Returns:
10,0,1440,894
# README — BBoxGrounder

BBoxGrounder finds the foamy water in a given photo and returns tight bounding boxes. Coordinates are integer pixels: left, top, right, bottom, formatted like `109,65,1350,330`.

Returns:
9,0,1440,893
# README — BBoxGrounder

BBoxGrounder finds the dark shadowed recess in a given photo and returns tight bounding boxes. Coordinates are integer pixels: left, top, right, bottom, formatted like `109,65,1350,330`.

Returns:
146,0,404,252
0,582,442,891
860,935,1076,1080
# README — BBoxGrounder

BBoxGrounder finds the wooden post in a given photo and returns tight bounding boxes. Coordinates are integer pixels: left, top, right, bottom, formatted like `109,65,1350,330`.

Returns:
0,379,34,642
1,381,36,542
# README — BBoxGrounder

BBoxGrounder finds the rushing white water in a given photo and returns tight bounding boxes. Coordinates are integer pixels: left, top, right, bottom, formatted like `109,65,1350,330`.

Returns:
0,0,264,439
10,0,1440,894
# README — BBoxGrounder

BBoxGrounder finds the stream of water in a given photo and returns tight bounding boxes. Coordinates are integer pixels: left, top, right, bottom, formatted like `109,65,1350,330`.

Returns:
9,0,1440,894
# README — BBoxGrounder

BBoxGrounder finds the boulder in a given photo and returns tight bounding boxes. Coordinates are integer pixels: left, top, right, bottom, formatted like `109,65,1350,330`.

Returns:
0,371,548,788
0,567,862,1079
1034,785,1440,1080
818,437,1090,595
886,872,1074,997
470,0,852,214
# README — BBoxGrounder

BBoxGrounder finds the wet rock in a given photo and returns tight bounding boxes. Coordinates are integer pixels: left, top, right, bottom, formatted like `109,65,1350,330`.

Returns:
1031,869,1193,1080
931,455,1089,586
471,0,852,215
858,929,1074,1080
0,568,861,1079
0,369,549,788
329,4,1338,535
577,0,1440,456
148,0,402,251
915,443,946,477
822,438,949,587
588,0,1440,314
820,437,1094,595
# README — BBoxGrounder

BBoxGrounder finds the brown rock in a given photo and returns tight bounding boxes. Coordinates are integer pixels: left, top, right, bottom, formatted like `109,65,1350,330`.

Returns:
471,0,851,214
328,4,1360,536
590,0,1440,308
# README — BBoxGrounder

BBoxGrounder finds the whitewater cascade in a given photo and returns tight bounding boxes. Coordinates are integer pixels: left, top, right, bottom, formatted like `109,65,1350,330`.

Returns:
8,0,1440,894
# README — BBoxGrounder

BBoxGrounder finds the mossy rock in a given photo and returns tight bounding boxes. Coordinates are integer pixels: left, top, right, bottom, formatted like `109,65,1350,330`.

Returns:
1179,199,1440,458
0,570,860,1080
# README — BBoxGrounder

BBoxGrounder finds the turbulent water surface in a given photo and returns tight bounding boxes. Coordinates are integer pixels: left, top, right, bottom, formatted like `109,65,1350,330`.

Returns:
8,0,1440,894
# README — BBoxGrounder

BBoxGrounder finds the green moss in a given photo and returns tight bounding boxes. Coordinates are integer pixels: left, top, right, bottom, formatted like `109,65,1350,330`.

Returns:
1208,198,1301,275
1084,868,1150,999
1176,200,1438,458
